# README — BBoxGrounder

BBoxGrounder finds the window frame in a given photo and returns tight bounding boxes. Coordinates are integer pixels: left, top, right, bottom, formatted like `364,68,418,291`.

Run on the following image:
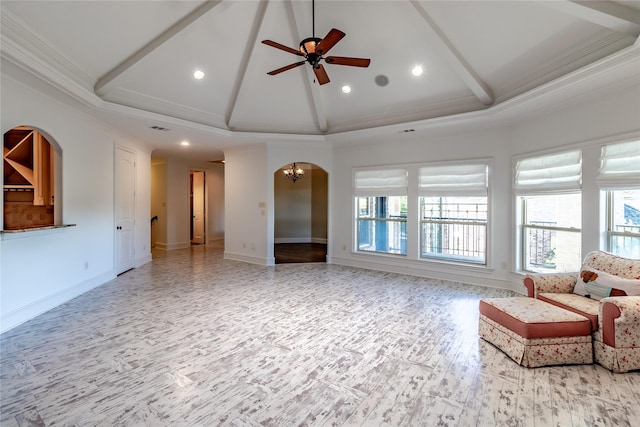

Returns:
514,149,583,274
352,160,491,266
419,195,488,264
418,162,490,265
519,193,582,273
605,189,640,258
355,195,407,255
353,167,409,256
597,140,640,258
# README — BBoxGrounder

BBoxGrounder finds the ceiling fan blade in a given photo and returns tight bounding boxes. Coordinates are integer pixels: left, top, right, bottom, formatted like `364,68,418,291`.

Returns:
314,64,330,85
267,61,306,76
262,40,304,57
316,28,345,55
325,56,371,68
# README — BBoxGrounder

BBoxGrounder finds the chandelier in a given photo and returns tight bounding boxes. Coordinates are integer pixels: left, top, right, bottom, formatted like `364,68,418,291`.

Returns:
283,163,304,183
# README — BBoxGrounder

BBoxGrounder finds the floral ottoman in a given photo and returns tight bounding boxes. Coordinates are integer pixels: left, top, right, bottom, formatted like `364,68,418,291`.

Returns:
479,297,593,368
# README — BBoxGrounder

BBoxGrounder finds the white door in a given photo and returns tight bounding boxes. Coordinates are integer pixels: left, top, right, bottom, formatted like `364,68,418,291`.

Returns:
116,147,135,274
192,170,205,244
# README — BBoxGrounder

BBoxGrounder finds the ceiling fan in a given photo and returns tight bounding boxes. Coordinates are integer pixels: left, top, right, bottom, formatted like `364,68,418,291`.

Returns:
261,0,370,85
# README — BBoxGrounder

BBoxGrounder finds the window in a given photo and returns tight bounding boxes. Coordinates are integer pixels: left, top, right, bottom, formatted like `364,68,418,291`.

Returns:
598,140,640,258
419,163,488,264
356,196,407,254
606,190,640,258
516,150,582,273
520,194,582,272
354,168,407,255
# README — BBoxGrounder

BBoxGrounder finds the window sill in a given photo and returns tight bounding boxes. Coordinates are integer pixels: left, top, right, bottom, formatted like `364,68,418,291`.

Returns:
1,224,76,240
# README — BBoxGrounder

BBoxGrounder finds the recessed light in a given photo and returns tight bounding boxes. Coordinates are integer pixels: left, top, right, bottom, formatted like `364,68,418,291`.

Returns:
411,65,423,77
180,141,190,146
193,69,205,80
342,85,351,94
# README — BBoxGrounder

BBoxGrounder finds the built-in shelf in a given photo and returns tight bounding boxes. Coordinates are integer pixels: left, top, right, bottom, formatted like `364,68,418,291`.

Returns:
3,127,53,206
4,127,56,230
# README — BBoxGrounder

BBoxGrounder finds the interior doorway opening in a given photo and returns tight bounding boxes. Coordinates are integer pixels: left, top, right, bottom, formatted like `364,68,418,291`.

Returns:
273,162,328,263
190,170,205,245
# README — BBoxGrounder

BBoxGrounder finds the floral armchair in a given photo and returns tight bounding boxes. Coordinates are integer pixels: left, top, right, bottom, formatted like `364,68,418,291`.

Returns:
523,251,640,373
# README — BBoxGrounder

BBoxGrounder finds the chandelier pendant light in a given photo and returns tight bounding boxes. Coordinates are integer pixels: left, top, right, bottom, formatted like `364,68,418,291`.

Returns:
283,163,304,183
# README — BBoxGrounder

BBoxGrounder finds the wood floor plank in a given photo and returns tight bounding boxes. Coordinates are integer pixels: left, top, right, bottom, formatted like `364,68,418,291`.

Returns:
1,243,638,426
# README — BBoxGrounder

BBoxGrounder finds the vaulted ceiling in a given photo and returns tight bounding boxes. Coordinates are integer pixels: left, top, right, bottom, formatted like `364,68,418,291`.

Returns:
2,1,639,161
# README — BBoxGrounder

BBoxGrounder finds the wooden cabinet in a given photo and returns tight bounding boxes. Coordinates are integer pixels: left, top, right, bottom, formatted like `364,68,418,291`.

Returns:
3,127,54,206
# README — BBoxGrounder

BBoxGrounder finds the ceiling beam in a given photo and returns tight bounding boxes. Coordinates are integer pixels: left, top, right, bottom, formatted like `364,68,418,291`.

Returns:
545,1,640,35
94,1,222,95
225,1,269,130
409,0,493,106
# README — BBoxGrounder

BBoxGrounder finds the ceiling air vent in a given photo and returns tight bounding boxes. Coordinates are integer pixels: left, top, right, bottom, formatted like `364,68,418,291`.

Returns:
150,125,170,131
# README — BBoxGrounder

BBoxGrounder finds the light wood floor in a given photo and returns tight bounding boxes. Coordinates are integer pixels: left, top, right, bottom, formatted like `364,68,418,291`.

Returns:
1,243,639,426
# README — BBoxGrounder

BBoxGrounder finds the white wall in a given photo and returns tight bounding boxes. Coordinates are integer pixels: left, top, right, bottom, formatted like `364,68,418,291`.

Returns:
327,83,640,293
205,162,225,242
224,145,270,264
509,84,640,258
311,168,328,243
1,73,152,332
2,37,637,334
330,126,517,290
150,159,167,248
224,142,332,265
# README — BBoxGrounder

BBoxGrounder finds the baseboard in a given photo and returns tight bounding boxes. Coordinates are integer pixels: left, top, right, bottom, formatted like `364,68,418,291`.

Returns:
135,253,152,267
154,241,190,251
328,255,517,293
224,251,272,266
208,233,224,242
1,270,115,334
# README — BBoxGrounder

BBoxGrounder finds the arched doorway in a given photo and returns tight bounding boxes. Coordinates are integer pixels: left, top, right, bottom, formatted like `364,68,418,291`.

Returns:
273,162,328,263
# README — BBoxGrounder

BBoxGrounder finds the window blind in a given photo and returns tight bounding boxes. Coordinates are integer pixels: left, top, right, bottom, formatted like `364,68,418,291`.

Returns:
418,163,488,196
597,140,640,188
515,150,582,194
354,168,407,196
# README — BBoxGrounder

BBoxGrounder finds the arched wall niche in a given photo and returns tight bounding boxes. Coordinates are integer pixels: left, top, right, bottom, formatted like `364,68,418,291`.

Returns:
2,125,62,230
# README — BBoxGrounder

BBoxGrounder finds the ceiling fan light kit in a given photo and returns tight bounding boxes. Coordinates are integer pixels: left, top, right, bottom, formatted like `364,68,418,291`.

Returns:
299,37,321,56
262,0,370,85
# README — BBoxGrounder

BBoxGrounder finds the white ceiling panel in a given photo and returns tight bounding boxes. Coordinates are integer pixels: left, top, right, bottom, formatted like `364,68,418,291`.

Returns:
1,0,638,160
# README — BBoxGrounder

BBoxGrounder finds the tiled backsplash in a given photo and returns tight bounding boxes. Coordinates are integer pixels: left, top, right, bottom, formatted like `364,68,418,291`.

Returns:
4,201,54,230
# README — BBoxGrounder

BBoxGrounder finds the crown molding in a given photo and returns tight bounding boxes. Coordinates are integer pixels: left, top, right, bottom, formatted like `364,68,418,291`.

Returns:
327,41,640,145
101,86,228,130
0,10,99,107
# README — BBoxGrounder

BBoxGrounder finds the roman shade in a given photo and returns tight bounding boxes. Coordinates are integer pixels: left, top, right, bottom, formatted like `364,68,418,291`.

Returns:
418,163,488,196
515,150,582,194
597,140,640,188
354,168,407,196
